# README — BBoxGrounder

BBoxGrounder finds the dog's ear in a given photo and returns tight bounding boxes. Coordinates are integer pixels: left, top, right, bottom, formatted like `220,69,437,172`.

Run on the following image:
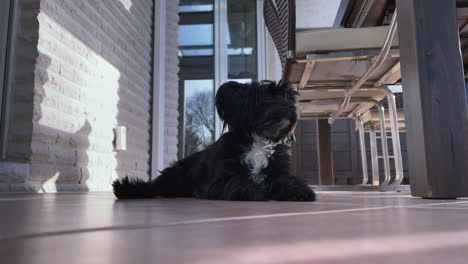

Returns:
277,80,298,101
262,80,294,97
215,81,256,130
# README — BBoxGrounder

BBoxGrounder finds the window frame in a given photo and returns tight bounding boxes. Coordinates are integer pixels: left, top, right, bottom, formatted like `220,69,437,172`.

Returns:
213,0,267,138
0,0,17,160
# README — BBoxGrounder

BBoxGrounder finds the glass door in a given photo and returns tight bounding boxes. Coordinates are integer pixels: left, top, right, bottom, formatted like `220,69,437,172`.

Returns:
178,0,264,158
226,0,258,83
178,0,216,158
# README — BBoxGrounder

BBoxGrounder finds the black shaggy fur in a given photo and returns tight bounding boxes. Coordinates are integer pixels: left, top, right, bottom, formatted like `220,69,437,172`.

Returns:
113,80,316,201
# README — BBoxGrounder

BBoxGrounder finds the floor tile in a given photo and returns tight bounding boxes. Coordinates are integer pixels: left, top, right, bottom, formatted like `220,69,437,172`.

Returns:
1,192,467,264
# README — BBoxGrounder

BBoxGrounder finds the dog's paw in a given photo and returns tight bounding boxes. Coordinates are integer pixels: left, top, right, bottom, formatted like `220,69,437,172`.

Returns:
289,188,316,202
273,185,316,202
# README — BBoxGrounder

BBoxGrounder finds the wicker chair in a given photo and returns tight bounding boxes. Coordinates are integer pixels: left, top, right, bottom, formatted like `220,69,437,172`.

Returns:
263,0,295,80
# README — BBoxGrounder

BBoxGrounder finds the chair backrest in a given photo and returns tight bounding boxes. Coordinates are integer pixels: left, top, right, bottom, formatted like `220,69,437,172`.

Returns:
263,0,295,78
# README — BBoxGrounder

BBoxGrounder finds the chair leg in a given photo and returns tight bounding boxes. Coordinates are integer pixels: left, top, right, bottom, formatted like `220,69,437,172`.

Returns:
357,118,368,185
376,103,391,185
385,88,404,184
369,124,380,186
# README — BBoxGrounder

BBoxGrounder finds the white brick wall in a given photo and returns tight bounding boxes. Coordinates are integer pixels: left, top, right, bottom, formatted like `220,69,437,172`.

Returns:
0,0,180,192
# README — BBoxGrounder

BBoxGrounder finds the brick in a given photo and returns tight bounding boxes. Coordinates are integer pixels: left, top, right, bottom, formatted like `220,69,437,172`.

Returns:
0,162,31,183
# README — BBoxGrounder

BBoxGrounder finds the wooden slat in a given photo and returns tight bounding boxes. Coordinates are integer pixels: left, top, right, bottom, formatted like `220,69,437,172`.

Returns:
298,61,316,88
317,119,334,185
396,0,468,198
361,0,392,27
376,61,401,85
457,8,468,20
299,48,400,63
342,0,367,28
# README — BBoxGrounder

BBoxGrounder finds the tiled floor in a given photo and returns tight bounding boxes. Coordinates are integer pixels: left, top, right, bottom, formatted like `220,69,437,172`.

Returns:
1,191,468,264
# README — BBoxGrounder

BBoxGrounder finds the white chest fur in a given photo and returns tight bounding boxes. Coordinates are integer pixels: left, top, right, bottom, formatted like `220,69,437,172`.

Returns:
242,135,279,183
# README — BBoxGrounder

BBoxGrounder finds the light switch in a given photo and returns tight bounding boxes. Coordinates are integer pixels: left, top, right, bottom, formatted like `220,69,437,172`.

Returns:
114,126,127,151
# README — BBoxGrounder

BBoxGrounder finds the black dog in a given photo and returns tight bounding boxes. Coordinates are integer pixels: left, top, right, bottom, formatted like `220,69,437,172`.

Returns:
113,80,316,201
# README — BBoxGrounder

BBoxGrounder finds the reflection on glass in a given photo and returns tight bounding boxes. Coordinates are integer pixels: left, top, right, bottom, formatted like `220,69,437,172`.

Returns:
178,0,215,158
183,80,215,156
228,78,252,84
178,24,214,56
179,4,213,13
227,0,257,81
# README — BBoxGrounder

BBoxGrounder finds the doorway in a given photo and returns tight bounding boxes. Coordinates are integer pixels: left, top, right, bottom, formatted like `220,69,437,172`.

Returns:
0,0,15,159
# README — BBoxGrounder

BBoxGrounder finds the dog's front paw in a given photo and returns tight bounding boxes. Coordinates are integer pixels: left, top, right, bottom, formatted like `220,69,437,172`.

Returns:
288,187,316,202
272,183,317,202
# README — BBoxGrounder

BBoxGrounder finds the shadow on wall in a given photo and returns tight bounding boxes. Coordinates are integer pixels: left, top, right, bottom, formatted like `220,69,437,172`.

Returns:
4,0,94,192
9,51,92,191
32,51,92,192
7,0,156,191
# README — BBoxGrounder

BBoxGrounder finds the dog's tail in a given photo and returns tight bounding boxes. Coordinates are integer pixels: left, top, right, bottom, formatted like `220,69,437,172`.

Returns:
112,162,192,199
